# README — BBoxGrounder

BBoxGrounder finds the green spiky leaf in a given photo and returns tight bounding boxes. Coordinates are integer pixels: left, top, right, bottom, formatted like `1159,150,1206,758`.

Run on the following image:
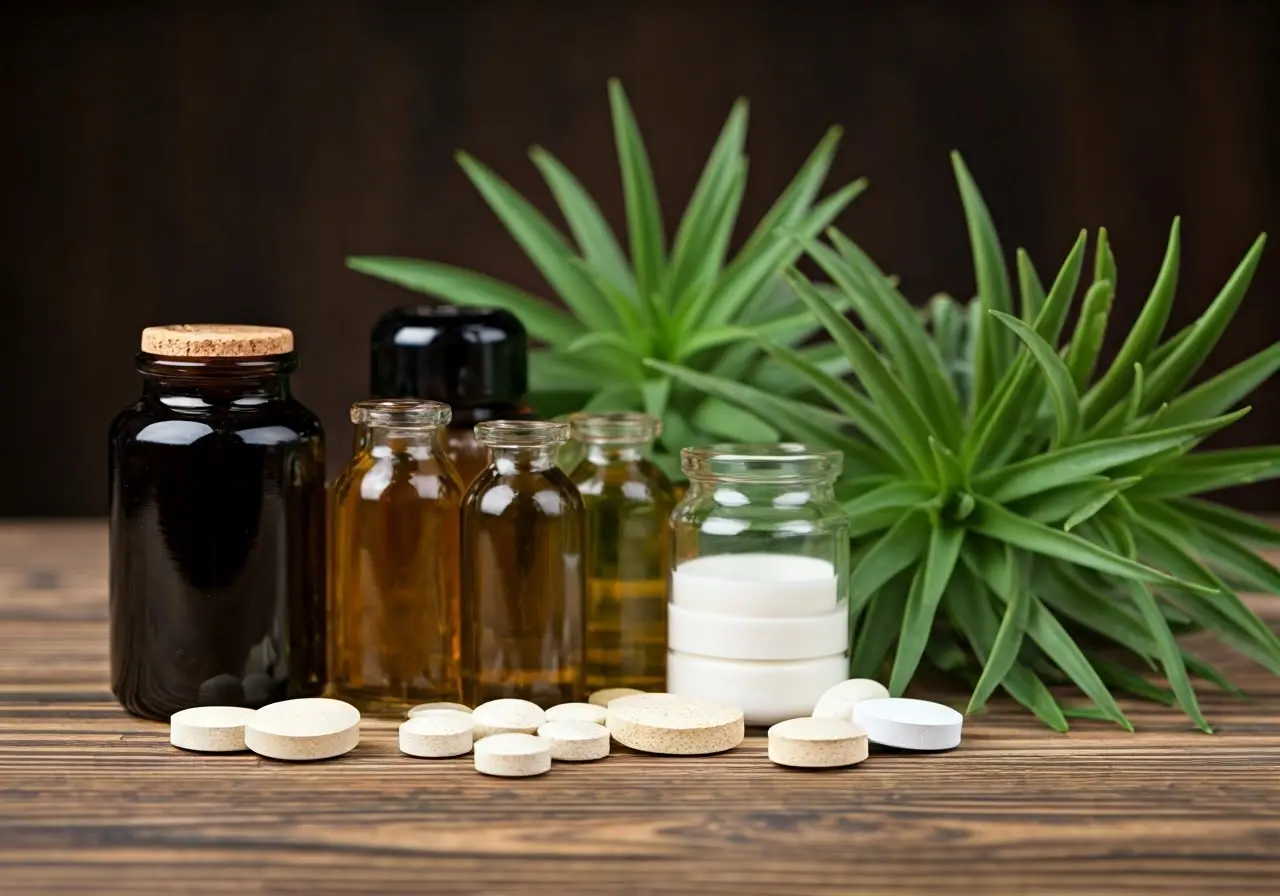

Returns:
350,90,1278,732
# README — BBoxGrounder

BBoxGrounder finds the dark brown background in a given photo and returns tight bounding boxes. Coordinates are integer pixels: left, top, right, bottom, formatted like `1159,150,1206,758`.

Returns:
2,0,1277,516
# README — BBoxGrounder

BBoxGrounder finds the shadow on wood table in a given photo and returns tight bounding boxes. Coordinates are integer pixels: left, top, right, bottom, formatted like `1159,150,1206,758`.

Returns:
1,521,1278,894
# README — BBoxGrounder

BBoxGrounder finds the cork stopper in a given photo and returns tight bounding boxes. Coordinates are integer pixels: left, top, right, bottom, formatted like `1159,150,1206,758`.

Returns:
140,324,294,358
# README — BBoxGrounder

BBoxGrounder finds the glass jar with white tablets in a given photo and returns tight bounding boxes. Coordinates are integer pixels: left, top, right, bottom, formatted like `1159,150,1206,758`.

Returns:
668,444,849,725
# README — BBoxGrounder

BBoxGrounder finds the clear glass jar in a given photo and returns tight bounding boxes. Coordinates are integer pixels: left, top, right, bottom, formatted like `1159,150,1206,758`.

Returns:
567,412,675,692
668,443,849,725
327,399,463,714
461,420,586,706
109,325,326,721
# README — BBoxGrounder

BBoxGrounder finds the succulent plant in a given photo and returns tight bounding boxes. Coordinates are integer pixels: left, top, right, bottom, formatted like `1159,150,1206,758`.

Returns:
347,80,865,479
652,152,1278,731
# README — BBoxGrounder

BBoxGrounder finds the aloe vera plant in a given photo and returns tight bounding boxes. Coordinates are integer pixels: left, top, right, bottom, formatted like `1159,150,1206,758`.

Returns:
653,152,1279,731
347,79,865,478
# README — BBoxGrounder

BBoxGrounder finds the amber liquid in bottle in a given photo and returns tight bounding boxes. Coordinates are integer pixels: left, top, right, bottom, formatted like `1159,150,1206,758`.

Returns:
327,400,463,714
461,420,586,706
568,413,674,692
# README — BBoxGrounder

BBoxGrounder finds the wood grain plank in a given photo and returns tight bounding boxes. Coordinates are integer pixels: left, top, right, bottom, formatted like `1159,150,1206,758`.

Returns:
1,521,1279,894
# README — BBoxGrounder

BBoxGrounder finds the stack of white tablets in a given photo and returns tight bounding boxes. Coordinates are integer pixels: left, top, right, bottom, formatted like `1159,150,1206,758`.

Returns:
666,553,849,725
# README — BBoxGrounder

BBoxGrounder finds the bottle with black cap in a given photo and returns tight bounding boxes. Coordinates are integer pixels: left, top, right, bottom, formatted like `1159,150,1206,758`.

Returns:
370,305,535,487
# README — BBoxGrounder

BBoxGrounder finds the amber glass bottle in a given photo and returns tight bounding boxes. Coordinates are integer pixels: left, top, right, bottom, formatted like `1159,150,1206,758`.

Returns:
461,420,586,706
109,325,326,721
371,306,534,488
568,412,674,692
327,399,463,714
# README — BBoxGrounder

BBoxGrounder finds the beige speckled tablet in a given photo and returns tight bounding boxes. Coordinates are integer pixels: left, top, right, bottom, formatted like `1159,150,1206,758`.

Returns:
811,678,891,722
473,733,552,777
606,693,744,755
403,708,474,730
471,699,547,739
588,687,645,707
767,717,869,768
244,698,360,761
169,706,257,752
406,701,472,718
537,721,611,761
544,702,608,725
399,714,474,758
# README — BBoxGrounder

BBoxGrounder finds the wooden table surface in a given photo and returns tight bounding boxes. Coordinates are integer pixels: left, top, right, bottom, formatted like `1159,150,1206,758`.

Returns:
2,521,1279,895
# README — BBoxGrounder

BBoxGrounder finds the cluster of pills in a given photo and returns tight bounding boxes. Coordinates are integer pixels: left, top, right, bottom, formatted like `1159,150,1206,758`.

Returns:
166,680,962,773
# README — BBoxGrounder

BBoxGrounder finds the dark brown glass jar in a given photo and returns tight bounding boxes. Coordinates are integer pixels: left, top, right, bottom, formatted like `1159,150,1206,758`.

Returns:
109,325,326,721
371,305,534,488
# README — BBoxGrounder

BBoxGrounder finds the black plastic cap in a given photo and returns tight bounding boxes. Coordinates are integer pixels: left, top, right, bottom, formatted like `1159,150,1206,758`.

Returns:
370,305,528,406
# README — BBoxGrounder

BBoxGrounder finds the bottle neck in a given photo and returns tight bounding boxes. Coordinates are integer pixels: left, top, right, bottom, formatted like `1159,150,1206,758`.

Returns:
686,476,837,502
355,423,439,459
490,444,559,473
585,443,647,465
138,354,293,403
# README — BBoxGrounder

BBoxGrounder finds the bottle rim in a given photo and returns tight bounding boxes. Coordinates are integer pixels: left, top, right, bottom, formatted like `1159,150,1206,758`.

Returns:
351,398,452,428
567,411,662,445
475,419,570,448
681,442,843,483
136,352,298,377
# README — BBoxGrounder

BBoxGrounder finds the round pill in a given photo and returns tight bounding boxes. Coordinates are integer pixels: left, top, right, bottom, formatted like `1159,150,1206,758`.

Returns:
537,721,611,761
544,702,608,725
244,698,361,761
406,702,472,718
399,714,474,758
471,699,546,739
767,717,869,768
811,678,891,722
169,706,257,752
403,707,473,729
852,697,963,751
606,693,744,755
588,688,645,707
473,733,552,777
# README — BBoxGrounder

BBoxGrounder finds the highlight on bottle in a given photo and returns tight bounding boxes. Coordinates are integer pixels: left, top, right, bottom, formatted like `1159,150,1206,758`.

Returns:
474,419,570,448
566,411,662,445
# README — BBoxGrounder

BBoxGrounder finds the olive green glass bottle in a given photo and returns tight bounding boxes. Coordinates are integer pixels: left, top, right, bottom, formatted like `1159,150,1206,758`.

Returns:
568,412,674,692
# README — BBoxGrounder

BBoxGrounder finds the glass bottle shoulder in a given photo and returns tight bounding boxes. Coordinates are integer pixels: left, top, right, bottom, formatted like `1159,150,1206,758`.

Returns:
570,457,675,508
110,394,322,449
332,448,461,505
671,481,847,533
463,463,584,521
